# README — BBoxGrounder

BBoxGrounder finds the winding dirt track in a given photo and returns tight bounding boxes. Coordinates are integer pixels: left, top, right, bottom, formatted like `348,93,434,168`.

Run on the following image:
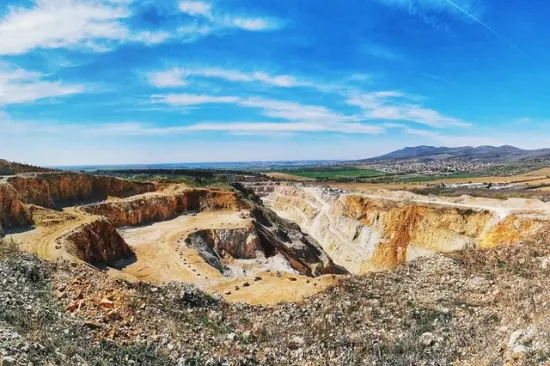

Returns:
114,211,337,304
7,200,338,305
9,206,100,262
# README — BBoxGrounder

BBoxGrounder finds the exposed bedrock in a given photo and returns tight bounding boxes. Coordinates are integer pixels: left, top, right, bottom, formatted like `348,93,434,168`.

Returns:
0,183,33,236
59,218,134,266
80,189,243,227
259,185,548,274
185,227,263,274
7,172,156,208
251,207,341,276
185,210,340,277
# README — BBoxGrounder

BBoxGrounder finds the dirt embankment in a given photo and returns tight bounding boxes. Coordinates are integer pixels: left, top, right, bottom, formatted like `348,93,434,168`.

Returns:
7,173,156,208
260,185,549,273
0,183,33,236
80,189,243,227
59,218,134,266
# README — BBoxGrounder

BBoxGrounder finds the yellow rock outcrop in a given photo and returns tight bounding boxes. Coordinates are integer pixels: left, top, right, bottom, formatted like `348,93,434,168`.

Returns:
260,185,549,274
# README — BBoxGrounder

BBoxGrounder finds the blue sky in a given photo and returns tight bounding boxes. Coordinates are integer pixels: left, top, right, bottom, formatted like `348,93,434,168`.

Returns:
1,0,549,165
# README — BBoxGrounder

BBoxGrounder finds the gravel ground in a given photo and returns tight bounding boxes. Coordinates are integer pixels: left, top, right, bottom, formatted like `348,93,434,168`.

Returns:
3,234,550,365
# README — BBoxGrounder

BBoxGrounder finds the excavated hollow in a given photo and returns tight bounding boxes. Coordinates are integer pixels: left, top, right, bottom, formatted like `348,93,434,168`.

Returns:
256,184,550,274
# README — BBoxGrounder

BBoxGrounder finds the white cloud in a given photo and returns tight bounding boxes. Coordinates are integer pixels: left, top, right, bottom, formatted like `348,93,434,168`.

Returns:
1,116,382,137
0,64,85,105
152,93,239,105
147,66,310,89
223,16,281,31
162,122,381,134
131,31,172,45
0,0,285,55
177,23,214,40
177,0,283,34
179,1,212,18
148,69,188,88
0,0,134,54
238,97,354,122
347,91,469,128
152,93,356,123
188,68,303,87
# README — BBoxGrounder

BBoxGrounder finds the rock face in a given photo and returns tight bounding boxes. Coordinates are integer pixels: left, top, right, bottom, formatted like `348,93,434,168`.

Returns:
80,189,243,227
59,218,134,265
185,207,340,277
259,185,546,274
250,206,340,276
0,183,33,236
186,227,262,273
7,173,156,208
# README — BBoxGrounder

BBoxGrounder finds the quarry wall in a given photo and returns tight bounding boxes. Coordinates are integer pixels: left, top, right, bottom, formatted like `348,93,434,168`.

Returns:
259,185,548,274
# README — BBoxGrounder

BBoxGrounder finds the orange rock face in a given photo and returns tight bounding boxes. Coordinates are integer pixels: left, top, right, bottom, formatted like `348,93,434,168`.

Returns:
343,195,494,268
7,172,156,208
261,185,550,274
59,218,134,265
79,189,244,227
0,183,33,235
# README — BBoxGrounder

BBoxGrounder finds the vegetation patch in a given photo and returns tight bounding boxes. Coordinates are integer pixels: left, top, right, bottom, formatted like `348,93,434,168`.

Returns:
279,168,385,180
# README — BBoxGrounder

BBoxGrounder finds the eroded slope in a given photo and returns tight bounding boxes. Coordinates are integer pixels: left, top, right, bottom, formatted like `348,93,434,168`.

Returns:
258,184,550,273
2,173,339,304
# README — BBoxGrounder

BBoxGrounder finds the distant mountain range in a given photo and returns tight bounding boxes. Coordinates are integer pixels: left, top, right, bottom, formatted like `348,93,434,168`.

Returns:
362,145,550,163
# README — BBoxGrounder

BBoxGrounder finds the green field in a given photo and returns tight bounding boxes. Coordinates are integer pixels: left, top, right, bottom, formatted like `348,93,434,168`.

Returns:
283,169,385,179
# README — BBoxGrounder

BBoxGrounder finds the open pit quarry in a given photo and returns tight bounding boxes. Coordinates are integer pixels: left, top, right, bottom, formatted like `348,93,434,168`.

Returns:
0,173,340,305
247,182,550,274
3,172,550,305
6,174,550,363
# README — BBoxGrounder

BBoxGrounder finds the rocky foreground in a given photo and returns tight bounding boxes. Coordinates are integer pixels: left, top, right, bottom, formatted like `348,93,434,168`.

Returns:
3,232,550,365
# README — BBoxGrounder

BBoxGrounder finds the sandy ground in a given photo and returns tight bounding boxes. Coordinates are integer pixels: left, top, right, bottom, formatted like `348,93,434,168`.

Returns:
6,203,338,305
115,211,251,285
6,206,101,262
112,211,339,305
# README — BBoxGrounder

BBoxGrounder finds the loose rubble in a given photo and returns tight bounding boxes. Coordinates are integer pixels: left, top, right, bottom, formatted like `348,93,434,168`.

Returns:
4,230,550,365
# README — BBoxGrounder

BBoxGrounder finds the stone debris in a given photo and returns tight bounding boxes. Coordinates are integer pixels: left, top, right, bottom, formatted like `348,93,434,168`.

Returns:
4,226,550,365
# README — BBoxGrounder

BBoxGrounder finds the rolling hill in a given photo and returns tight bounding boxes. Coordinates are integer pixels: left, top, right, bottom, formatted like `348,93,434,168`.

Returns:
362,145,550,162
0,159,55,175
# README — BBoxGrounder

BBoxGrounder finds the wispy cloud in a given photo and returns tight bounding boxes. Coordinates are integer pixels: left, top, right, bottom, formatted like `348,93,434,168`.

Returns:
0,64,85,105
146,92,382,134
238,97,354,122
147,66,307,88
177,0,283,34
222,16,281,31
0,0,171,55
152,93,239,105
360,43,402,60
178,1,212,18
0,0,282,55
421,73,451,84
347,91,469,128
1,116,383,136
148,69,188,88
152,93,356,123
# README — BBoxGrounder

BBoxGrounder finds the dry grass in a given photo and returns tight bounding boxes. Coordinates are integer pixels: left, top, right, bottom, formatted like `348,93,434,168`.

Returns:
265,172,315,182
0,237,19,260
